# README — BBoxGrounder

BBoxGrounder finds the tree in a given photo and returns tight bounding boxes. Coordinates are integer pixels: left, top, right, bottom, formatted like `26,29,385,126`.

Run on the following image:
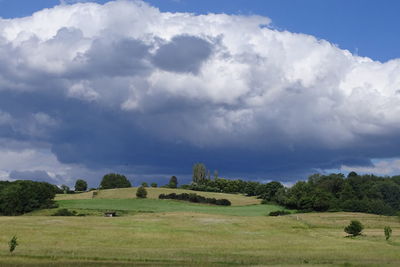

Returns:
136,186,147,198
213,170,219,180
100,173,131,189
168,176,178,188
141,182,148,187
384,226,392,240
8,236,18,253
344,220,364,237
347,171,358,178
151,183,158,188
61,184,70,194
0,181,57,216
192,163,207,185
74,179,88,192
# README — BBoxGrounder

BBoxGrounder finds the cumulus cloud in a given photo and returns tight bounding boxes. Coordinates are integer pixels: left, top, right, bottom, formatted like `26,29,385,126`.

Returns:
0,0,399,185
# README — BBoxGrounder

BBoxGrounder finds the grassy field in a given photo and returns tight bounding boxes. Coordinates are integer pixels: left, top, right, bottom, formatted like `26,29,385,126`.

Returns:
0,212,399,266
55,187,261,206
1,188,400,266
53,198,283,217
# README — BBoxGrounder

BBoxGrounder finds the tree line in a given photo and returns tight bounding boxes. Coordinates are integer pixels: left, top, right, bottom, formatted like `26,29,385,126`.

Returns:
186,164,400,216
0,180,59,215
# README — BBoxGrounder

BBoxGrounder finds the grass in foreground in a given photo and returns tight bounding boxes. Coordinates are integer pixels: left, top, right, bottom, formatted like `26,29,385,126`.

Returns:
55,187,261,206
0,212,399,266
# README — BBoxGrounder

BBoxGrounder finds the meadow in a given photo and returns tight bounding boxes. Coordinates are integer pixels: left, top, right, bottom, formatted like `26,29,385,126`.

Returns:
0,188,399,266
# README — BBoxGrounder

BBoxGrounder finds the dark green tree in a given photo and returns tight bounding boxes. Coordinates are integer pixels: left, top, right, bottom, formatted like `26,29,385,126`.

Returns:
344,220,364,237
74,179,88,192
347,171,358,178
384,226,392,240
151,183,158,188
100,173,131,189
0,181,56,216
8,236,18,253
141,182,148,187
136,186,147,198
168,176,178,188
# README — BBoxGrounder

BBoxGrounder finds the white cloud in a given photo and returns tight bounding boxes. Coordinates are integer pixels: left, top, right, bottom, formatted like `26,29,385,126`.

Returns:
341,158,400,176
0,0,399,182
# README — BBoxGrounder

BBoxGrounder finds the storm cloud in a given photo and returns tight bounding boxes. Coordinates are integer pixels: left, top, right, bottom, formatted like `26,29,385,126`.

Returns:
0,0,399,186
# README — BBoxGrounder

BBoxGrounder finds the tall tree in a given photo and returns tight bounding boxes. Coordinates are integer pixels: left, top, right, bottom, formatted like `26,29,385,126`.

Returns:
74,179,88,192
192,163,207,184
168,176,178,188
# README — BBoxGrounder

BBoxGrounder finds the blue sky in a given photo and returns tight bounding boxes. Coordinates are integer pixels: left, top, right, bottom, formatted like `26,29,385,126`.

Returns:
0,0,399,187
1,0,399,62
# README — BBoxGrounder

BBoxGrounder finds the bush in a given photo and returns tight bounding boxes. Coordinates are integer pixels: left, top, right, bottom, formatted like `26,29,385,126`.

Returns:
52,209,77,216
384,226,392,240
269,210,290,216
215,199,231,206
8,236,18,253
151,183,157,188
141,182,148,187
344,220,364,237
158,193,231,206
136,186,147,198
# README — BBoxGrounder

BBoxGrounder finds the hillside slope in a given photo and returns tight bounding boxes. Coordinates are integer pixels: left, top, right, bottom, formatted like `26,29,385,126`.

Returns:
55,187,261,206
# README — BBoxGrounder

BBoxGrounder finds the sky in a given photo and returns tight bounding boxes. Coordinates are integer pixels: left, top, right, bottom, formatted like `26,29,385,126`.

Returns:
0,0,399,187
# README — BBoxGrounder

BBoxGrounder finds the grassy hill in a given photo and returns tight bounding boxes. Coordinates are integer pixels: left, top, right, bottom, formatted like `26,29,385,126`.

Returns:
49,187,277,217
55,187,262,206
1,187,400,265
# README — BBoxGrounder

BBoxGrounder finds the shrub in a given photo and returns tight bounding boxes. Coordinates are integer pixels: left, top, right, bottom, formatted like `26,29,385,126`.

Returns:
151,183,157,188
269,210,290,216
384,226,392,240
141,182,148,187
8,236,18,253
158,193,231,206
136,186,147,198
52,209,77,216
215,199,231,206
344,220,364,237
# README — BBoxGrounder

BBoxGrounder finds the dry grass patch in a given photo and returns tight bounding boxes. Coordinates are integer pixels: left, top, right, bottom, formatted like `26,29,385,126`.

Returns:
55,187,261,206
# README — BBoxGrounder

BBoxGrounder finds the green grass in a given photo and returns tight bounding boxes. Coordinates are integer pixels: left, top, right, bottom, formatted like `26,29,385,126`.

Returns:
0,212,399,266
54,198,283,217
2,188,399,265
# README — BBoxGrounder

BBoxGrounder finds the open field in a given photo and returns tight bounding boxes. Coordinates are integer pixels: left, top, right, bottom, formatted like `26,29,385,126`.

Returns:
2,188,400,266
55,187,261,206
0,212,399,266
53,198,283,217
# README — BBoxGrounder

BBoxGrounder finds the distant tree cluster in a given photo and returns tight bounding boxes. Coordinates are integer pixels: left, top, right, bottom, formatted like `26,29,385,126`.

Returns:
0,180,58,215
184,163,283,201
185,163,400,216
275,173,400,215
159,193,231,206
